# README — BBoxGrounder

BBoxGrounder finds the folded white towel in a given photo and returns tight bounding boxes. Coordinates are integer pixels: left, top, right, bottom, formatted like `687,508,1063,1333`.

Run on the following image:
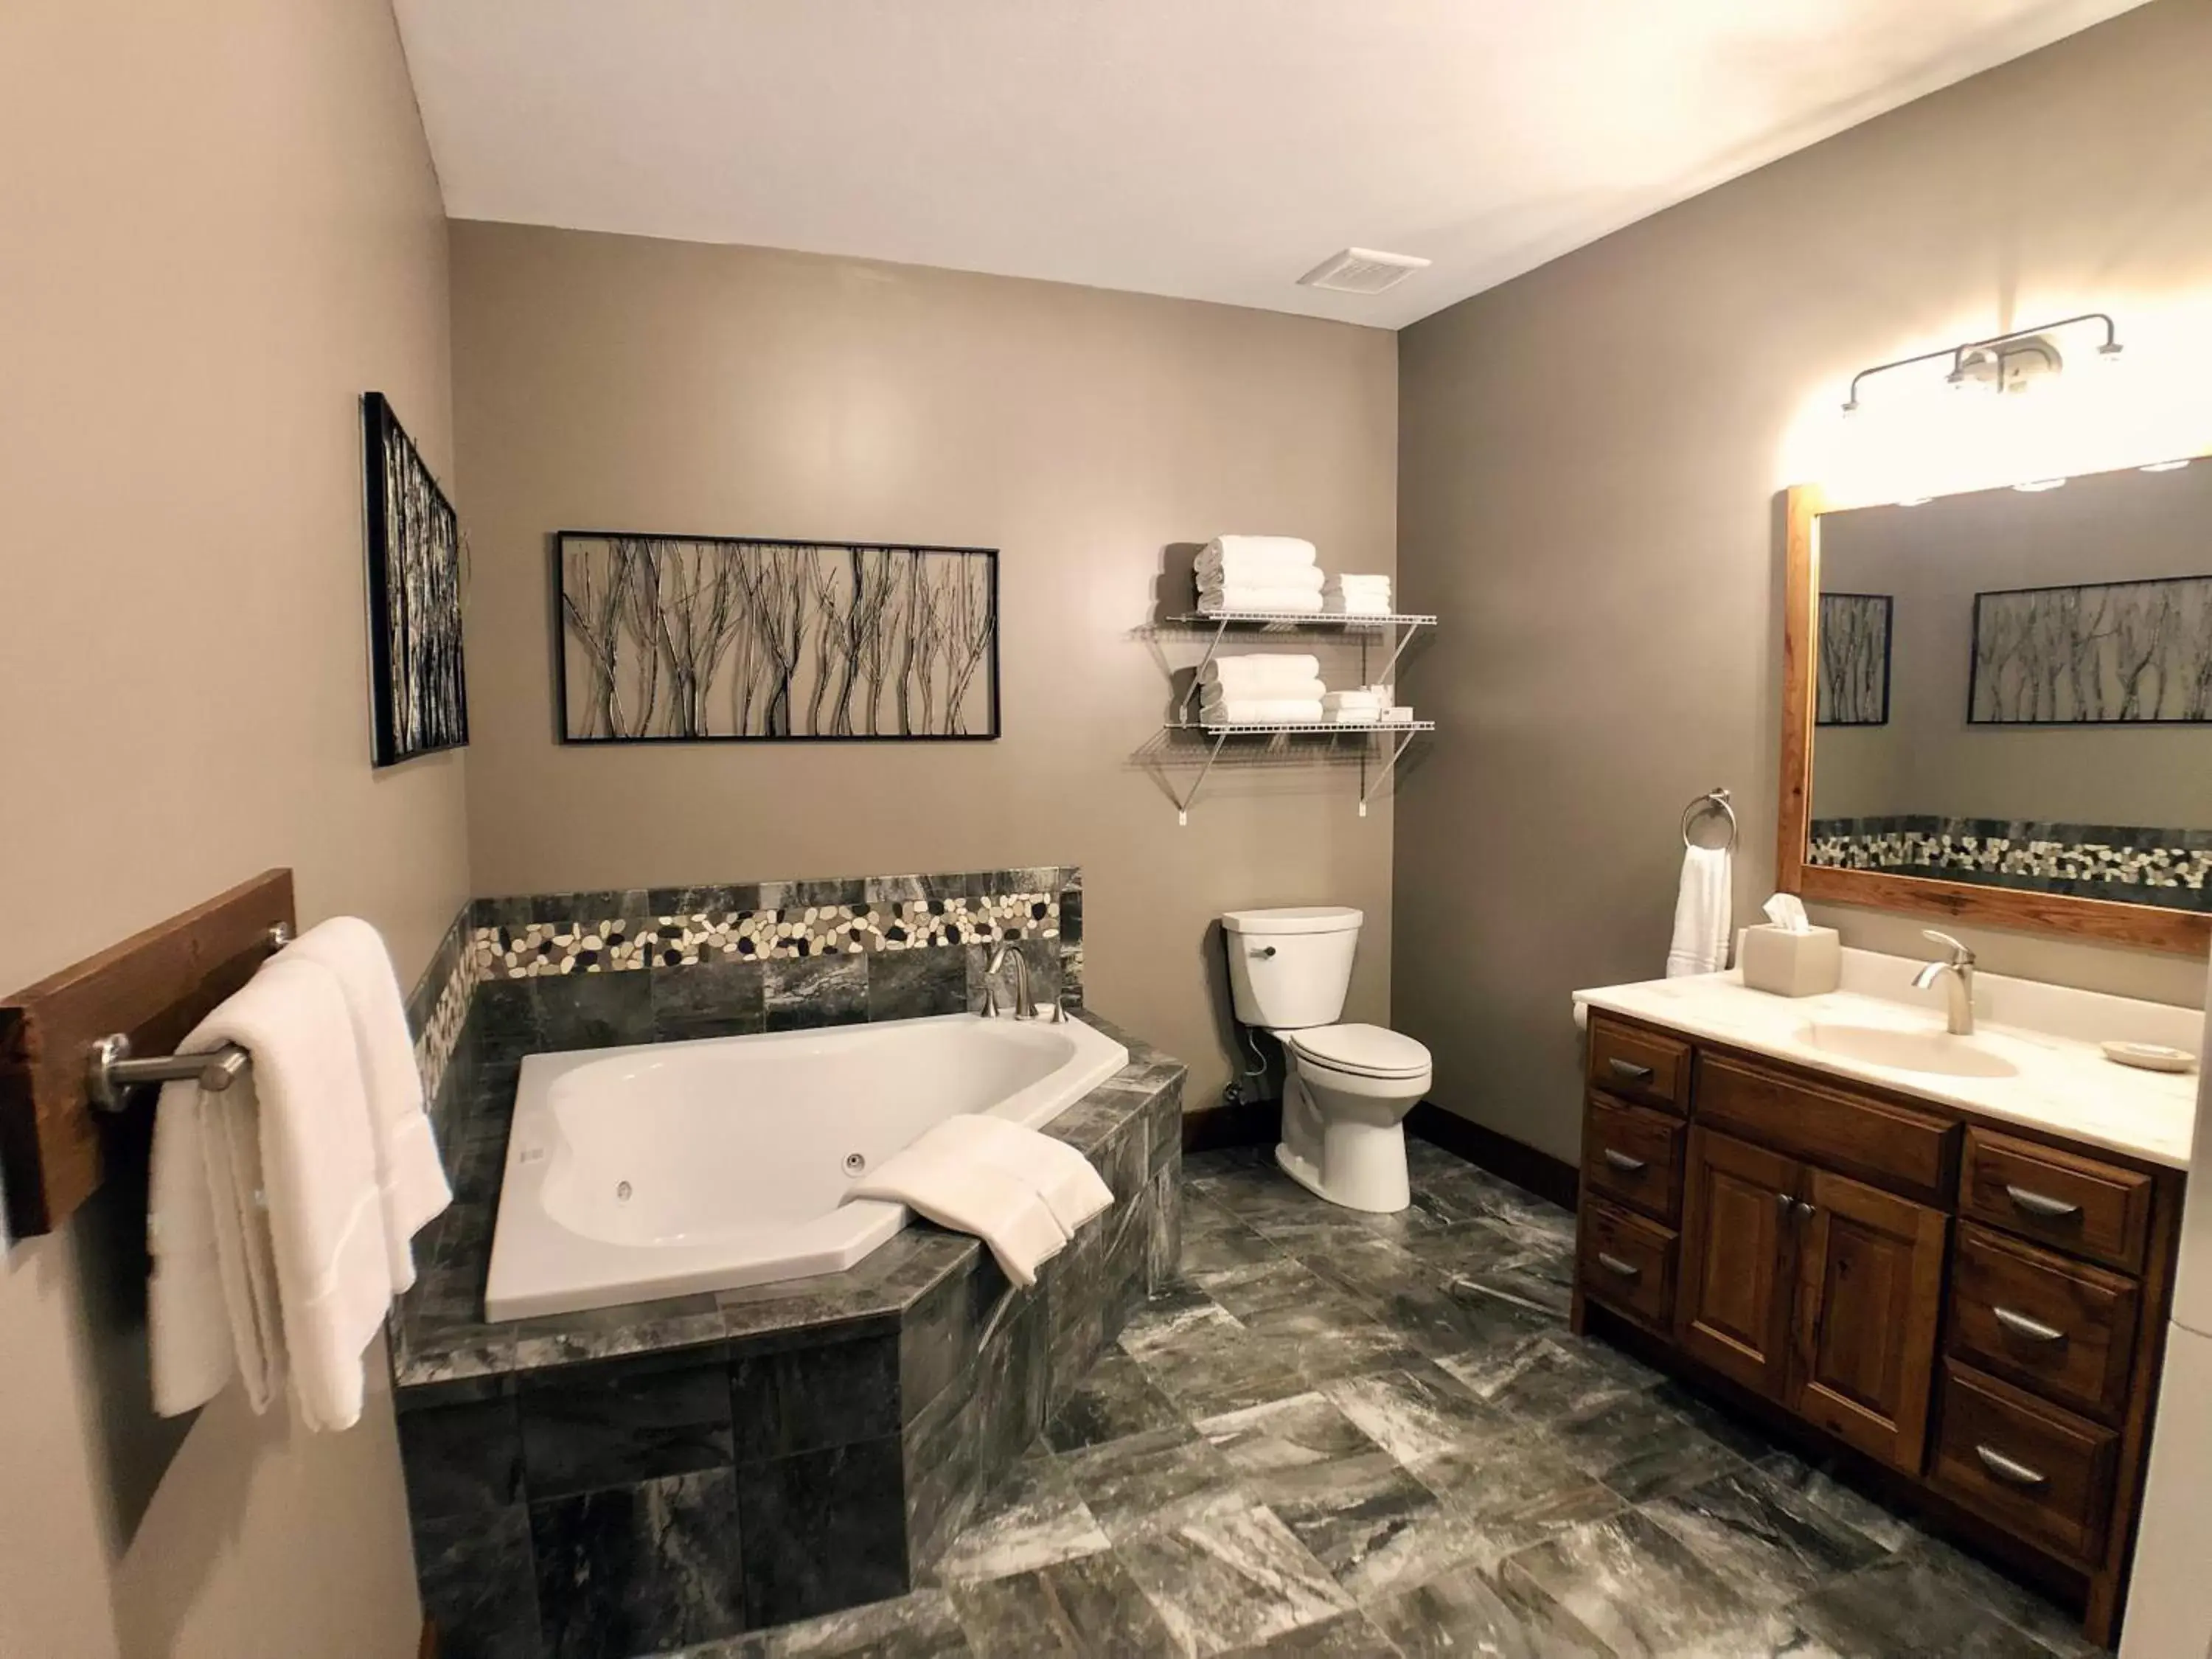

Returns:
1320,689,1385,710
1200,535,1318,571
907,1115,1113,1235
1666,845,1733,978
150,956,393,1430
1321,594,1393,616
1324,574,1391,591
1200,589,1326,616
1200,562,1324,594
286,919,450,1293
849,1138,1073,1290
1206,677,1326,706
1200,653,1322,686
1200,698,1326,724
1385,706,1416,723
1328,708,1382,726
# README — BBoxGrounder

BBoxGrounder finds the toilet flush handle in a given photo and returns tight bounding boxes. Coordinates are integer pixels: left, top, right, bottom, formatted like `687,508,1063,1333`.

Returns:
1249,945,1277,958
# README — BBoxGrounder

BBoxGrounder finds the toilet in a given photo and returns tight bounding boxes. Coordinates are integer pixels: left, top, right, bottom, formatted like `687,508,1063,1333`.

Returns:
1222,906,1433,1213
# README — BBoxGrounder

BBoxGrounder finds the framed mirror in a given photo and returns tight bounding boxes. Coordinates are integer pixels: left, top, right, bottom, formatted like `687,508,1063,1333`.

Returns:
1778,453,2212,954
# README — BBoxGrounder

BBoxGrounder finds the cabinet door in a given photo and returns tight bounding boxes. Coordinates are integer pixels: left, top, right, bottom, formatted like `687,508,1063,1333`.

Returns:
1787,1165,1950,1472
1675,1127,1798,1399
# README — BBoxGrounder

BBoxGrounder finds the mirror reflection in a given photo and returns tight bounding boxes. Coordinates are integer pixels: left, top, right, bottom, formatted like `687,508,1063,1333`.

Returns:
1809,457,2212,914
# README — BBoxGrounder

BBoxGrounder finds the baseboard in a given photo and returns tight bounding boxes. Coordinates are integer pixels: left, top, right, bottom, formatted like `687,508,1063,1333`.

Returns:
1181,1096,1277,1154
1407,1102,1579,1212
420,1620,438,1659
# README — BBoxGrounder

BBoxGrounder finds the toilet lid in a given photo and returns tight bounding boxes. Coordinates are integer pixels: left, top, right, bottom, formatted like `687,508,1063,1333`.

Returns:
1287,1023,1431,1080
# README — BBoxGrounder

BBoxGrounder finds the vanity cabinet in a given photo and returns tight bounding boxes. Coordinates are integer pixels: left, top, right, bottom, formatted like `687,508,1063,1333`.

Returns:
1573,1011,2186,1647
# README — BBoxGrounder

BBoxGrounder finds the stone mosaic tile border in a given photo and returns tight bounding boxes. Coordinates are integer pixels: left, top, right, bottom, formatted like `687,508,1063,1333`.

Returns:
1809,815,2212,912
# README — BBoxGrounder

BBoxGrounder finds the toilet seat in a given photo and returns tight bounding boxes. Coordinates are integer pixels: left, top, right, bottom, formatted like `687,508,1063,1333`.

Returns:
1283,1023,1430,1082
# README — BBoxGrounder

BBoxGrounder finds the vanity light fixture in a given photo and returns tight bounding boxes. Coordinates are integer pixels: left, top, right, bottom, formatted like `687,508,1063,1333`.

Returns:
1896,496,1933,507
1841,312,2124,415
2012,478,2070,493
2140,459,2192,473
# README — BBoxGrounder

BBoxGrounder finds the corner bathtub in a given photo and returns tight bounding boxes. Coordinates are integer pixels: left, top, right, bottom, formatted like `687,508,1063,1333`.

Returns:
483,1012,1129,1320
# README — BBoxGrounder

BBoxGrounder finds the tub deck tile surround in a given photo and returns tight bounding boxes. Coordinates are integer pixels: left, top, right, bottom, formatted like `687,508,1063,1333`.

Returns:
393,993,1184,1658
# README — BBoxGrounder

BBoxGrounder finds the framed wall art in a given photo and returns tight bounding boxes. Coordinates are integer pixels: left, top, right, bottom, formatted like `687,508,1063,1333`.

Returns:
362,392,468,765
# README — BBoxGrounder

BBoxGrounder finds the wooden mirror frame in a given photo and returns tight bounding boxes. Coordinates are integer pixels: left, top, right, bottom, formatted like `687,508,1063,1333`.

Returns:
1778,479,2212,956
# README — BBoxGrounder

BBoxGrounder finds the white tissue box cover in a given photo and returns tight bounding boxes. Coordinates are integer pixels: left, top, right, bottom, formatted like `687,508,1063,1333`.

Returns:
1738,924,1843,998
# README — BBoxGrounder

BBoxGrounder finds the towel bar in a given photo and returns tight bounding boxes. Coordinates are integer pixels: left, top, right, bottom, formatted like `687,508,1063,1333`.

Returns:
83,922,292,1113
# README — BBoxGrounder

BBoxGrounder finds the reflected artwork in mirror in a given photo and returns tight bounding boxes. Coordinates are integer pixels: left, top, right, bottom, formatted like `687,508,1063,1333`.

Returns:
1780,455,2212,953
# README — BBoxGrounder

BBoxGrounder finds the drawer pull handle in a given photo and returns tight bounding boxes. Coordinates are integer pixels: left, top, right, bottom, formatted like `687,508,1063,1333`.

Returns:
1601,1148,1649,1174
1992,1306,2068,1346
2005,1185,2081,1221
1596,1251,1641,1280
1607,1059,1657,1085
1974,1444,2049,1489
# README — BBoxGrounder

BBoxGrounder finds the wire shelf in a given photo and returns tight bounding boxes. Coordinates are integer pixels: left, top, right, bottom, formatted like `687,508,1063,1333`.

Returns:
1167,720,1436,736
1164,611,1438,628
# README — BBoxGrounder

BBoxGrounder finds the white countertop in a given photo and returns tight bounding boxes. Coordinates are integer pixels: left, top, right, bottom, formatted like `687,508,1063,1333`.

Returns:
1574,950,2201,1170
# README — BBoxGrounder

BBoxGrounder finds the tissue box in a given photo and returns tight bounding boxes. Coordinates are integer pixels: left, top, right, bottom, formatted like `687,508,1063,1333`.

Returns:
1739,924,1841,998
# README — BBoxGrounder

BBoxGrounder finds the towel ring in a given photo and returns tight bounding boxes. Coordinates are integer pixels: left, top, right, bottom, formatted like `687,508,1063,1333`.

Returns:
1681,788,1738,852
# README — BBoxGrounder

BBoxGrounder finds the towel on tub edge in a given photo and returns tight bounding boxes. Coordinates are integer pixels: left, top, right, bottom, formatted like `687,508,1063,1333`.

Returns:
846,1114,1113,1288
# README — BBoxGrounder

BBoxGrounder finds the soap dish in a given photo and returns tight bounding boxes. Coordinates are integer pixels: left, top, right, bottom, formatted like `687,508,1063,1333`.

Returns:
2101,1040,2198,1074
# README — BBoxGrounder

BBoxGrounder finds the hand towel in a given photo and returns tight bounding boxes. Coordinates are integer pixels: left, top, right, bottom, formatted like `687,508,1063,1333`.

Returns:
286,918,450,1292
1200,698,1326,724
149,956,393,1429
1321,594,1393,616
1320,689,1385,711
1200,653,1321,686
902,1115,1112,1234
1324,574,1391,592
1204,676,1326,706
1327,707,1382,726
1666,845,1733,978
849,1152,1068,1289
1200,588,1326,616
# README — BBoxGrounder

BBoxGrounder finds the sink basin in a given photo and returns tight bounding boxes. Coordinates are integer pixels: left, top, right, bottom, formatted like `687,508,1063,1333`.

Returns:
1798,1021,2021,1079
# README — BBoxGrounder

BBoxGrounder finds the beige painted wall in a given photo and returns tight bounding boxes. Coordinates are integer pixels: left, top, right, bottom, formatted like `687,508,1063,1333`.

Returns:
1395,0,2212,1164
0,0,465,1653
451,224,1399,1107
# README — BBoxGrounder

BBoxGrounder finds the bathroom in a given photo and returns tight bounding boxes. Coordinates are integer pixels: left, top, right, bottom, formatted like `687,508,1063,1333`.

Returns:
6,1,2212,1655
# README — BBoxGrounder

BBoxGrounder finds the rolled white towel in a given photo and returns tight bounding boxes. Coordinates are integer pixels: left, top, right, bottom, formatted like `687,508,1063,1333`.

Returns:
1200,588,1326,615
1201,653,1321,686
1206,677,1326,706
1201,698,1326,725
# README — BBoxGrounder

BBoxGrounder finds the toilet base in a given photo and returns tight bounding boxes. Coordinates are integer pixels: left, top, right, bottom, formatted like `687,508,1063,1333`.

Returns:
1276,1063,1416,1214
1273,1133,1406,1214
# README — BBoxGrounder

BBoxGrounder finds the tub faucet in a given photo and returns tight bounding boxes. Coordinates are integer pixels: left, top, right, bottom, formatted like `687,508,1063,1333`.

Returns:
984,944,1060,1023
1911,929,1978,1036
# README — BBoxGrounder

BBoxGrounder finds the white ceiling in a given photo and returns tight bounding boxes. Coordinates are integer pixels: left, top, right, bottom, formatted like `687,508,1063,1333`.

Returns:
393,0,2146,330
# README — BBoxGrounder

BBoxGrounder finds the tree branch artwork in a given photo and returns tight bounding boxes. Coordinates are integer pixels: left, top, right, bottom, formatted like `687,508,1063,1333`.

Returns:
363,393,467,765
1969,574,2212,724
1816,592,1891,727
556,533,999,742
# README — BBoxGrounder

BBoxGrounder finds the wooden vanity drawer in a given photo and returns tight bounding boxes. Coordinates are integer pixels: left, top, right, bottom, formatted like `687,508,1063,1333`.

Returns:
1581,1096,1684,1223
1960,1129,2154,1274
1949,1225,2139,1424
1576,1199,1677,1330
1931,1362,2117,1562
1694,1051,1955,1203
1587,1016,1690,1114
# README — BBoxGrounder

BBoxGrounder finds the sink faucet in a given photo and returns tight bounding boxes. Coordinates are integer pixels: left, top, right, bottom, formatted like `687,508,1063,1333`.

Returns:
1911,930,1978,1036
984,944,1060,1022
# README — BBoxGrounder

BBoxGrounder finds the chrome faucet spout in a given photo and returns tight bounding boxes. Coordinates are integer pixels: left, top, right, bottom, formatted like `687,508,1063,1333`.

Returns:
1914,930,1978,1036
984,943,1057,1022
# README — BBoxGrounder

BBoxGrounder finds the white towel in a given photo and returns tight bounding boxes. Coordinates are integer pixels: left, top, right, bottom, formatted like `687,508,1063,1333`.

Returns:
849,1140,1074,1290
1200,588,1326,616
1320,689,1384,711
1204,677,1326,706
1200,698,1326,724
906,1115,1112,1235
1327,708,1382,726
1321,594,1393,616
1324,574,1391,592
1666,845,1733,978
285,918,450,1292
1199,535,1318,573
149,956,394,1429
1199,562,1324,593
1200,654,1321,686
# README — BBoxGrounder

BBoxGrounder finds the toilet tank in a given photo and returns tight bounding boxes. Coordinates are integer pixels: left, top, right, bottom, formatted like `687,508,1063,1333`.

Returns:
1222,907,1363,1030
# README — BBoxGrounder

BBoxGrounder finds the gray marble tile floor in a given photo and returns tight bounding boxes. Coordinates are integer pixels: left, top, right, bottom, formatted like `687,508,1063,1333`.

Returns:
658,1141,2107,1659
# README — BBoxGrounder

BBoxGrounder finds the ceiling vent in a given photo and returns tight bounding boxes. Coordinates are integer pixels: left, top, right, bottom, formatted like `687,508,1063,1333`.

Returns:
1296,248,1432,296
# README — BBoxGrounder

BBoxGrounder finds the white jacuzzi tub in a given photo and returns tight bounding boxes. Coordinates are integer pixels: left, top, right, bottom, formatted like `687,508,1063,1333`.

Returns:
482,1012,1130,1320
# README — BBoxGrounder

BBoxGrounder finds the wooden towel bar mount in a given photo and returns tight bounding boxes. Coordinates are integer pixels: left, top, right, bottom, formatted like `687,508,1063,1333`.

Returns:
0,869,296,1237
